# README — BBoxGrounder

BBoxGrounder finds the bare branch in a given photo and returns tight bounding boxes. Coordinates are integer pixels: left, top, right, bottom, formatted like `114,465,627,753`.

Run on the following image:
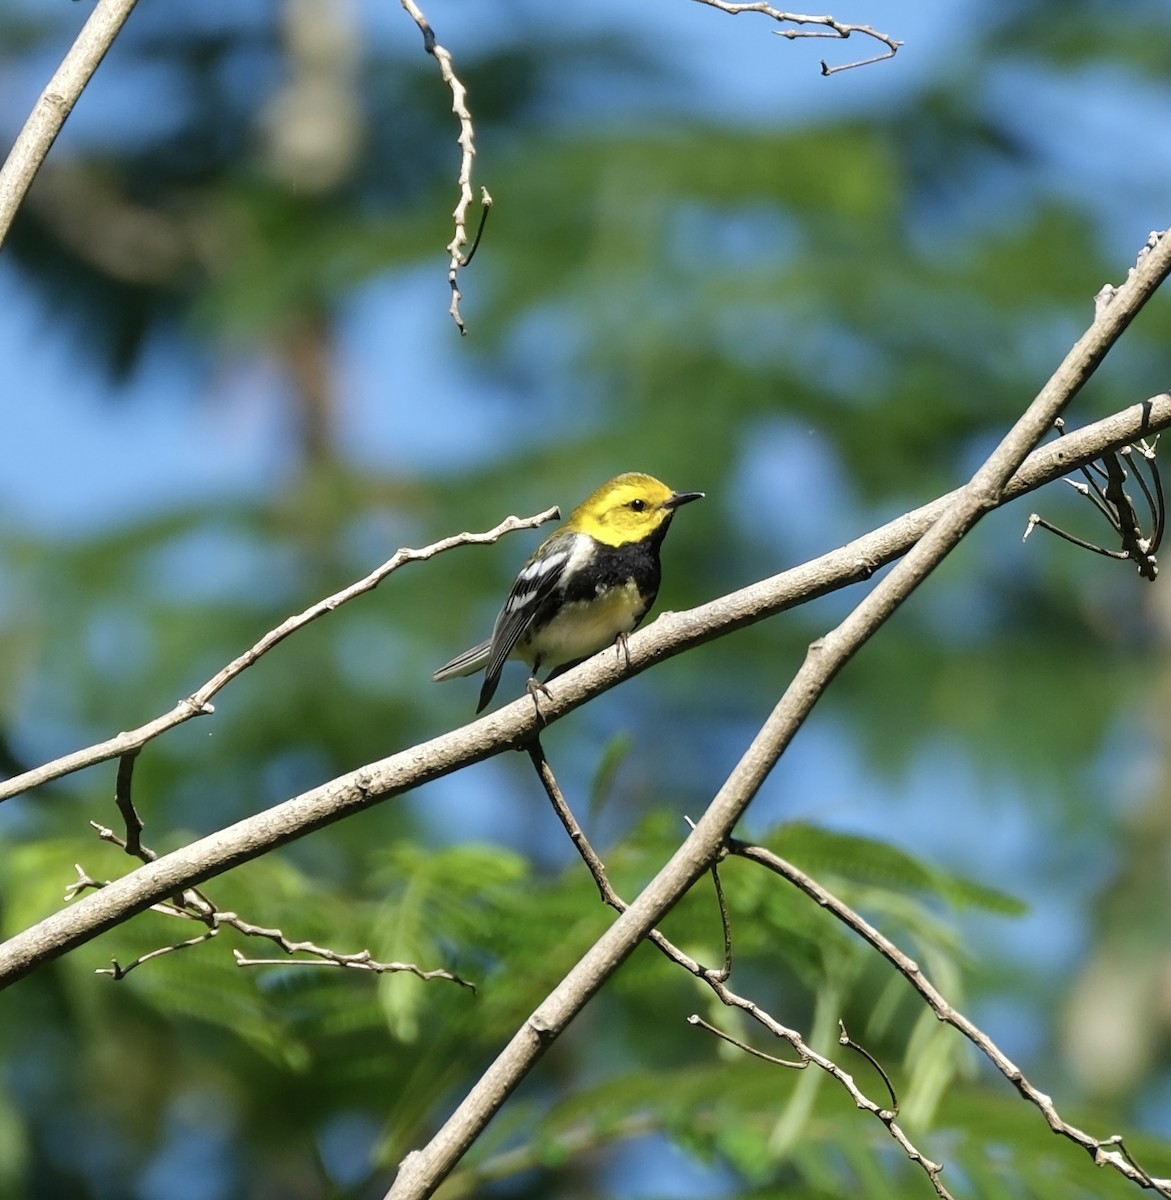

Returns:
399,0,488,334
0,0,139,250
99,928,218,980
687,1014,804,1068
838,1019,899,1116
77,821,474,989
220,912,473,988
83,876,473,987
2,395,1169,999
0,506,559,804
690,0,901,74
383,234,1171,1199
708,855,733,983
534,743,950,1193
232,950,469,985
2,392,1170,996
6,393,1169,812
527,740,611,903
729,840,1171,1197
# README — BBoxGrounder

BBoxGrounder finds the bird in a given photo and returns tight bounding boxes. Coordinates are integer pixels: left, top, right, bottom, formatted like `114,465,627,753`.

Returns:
434,472,704,712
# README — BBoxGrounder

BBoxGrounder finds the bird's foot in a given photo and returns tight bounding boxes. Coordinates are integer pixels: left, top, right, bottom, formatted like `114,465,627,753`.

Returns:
526,675,552,725
614,631,632,670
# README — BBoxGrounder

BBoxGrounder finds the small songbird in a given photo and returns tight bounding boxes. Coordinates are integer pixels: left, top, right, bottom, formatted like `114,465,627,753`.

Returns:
434,472,704,711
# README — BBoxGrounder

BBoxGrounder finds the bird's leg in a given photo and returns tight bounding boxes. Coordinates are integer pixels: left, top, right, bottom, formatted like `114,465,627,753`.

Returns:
526,674,552,725
614,631,632,670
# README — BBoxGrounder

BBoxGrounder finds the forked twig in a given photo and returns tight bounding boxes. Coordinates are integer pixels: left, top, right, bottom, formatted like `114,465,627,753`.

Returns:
74,814,475,990
728,838,1171,1197
527,741,953,1197
690,0,902,74
1025,424,1162,580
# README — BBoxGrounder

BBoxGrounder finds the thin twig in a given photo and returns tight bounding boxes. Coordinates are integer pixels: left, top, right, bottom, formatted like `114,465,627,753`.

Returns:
99,929,219,980
1123,441,1164,556
216,909,473,988
527,739,689,964
80,822,475,989
0,506,559,804
461,187,492,268
728,839,1171,1197
232,950,467,983
531,744,950,1194
690,0,901,74
400,0,487,334
687,1014,804,1068
838,1019,898,1117
0,0,139,250
114,751,150,859
527,738,614,900
709,856,733,982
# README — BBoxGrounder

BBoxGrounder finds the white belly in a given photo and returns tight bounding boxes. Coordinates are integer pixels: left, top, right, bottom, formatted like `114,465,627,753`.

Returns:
518,581,644,670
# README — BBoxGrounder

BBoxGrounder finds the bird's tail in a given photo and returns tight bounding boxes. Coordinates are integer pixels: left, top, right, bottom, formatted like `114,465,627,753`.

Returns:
433,639,492,682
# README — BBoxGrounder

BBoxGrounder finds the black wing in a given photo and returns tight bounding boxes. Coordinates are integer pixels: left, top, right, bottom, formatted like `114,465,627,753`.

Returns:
477,539,574,711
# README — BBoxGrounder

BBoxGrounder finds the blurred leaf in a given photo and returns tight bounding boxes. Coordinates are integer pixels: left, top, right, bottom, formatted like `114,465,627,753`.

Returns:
768,821,1028,916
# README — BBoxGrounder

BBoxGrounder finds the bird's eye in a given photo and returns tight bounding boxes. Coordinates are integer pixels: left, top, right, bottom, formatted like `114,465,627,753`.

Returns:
628,498,647,512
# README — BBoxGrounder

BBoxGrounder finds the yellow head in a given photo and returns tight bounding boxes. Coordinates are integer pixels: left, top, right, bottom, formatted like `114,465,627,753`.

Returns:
565,472,704,547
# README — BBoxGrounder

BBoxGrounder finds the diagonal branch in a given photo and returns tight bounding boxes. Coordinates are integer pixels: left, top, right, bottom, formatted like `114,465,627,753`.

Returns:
1,396,1170,996
5,398,1168,808
530,740,954,1196
729,840,1171,1196
382,233,1171,1199
0,0,139,250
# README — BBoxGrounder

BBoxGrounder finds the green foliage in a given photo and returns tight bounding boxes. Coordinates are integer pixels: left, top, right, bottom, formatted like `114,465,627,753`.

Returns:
771,821,1027,916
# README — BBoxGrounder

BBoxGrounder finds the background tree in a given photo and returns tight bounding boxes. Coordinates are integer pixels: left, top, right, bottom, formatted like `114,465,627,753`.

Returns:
1,1,1171,1197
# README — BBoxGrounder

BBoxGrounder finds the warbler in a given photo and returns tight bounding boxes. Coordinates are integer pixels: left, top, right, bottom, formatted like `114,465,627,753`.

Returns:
434,472,704,711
